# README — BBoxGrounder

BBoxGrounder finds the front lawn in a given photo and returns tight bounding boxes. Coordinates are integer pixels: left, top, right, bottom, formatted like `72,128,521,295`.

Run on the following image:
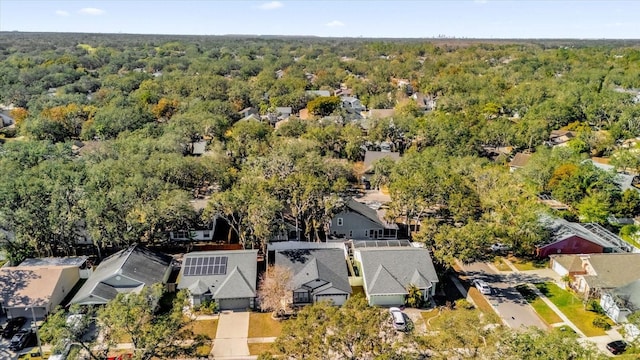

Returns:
508,256,548,271
248,312,284,338
421,309,442,329
248,342,279,356
188,318,218,339
535,282,613,337
515,284,562,325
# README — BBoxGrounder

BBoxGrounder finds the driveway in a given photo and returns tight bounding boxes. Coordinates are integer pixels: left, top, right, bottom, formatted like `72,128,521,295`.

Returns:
460,262,547,330
211,311,250,358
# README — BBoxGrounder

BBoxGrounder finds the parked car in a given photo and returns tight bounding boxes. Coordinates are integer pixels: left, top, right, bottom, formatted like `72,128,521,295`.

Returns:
606,340,628,355
389,307,406,331
489,243,511,252
2,316,26,339
9,329,34,351
473,279,492,295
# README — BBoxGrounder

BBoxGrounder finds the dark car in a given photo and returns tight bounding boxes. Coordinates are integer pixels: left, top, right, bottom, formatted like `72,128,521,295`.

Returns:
2,316,26,338
9,329,34,351
606,340,628,355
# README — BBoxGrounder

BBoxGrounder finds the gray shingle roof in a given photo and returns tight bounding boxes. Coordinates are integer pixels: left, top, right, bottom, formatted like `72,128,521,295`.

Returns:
578,253,640,289
177,250,258,299
70,245,172,304
345,198,398,229
357,247,439,296
607,279,640,312
275,249,351,294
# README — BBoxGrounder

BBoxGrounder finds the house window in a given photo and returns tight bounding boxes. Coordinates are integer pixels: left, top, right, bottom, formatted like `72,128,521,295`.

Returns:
294,292,310,303
349,230,352,238
337,218,343,226
203,230,211,239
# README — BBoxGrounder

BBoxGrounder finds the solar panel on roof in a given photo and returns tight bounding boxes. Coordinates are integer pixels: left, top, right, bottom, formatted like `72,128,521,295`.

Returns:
183,256,228,276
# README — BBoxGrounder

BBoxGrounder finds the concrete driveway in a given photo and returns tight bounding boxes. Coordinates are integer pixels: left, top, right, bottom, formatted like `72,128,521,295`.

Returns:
461,262,547,330
212,311,250,358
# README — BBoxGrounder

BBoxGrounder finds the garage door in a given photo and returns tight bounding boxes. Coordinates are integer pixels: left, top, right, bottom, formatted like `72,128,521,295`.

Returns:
370,295,404,307
551,260,568,276
316,294,348,306
218,298,250,310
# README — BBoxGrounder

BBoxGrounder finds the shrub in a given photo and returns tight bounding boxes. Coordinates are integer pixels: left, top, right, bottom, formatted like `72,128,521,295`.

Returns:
592,316,611,330
587,299,605,315
455,299,475,310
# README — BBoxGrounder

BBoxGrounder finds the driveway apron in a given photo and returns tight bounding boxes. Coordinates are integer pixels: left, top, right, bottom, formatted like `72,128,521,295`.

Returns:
212,311,250,358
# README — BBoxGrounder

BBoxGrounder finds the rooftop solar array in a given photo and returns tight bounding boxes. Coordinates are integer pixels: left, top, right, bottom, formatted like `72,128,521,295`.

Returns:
353,239,412,248
183,256,228,276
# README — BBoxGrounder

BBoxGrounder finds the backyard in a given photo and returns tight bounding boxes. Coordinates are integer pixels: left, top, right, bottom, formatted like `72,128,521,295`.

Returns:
535,282,613,337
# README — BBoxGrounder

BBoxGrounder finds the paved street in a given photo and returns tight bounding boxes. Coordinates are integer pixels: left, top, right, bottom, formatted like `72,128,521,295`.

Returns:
460,261,548,330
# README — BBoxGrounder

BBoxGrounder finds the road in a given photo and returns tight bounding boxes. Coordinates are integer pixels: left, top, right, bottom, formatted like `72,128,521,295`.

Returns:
460,261,548,330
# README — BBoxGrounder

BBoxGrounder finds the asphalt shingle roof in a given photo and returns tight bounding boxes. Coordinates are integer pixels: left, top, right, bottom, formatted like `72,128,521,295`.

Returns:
177,250,258,299
70,244,172,304
275,249,351,294
357,247,439,296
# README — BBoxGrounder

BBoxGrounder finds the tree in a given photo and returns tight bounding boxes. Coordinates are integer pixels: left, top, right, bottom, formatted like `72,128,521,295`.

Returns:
274,296,406,359
39,305,104,360
257,265,294,315
98,285,203,360
307,96,341,117
577,192,610,224
405,284,424,308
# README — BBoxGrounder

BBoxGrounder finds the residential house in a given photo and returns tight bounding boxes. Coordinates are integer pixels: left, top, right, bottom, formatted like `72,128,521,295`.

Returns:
177,250,257,310
353,244,439,306
364,109,396,120
548,130,577,147
329,198,398,240
170,217,217,242
70,245,173,305
412,93,436,112
239,113,262,123
0,264,80,319
275,107,293,119
341,96,365,113
275,248,351,306
19,256,92,279
549,253,640,298
509,152,531,172
588,158,640,194
305,90,331,98
537,217,637,258
239,107,258,119
601,280,640,324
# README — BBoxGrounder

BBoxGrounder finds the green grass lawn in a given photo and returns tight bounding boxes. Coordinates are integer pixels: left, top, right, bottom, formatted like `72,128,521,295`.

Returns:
188,318,218,339
535,282,613,337
515,284,562,325
467,287,500,322
508,256,549,271
248,312,284,338
492,257,512,272
248,342,279,356
421,309,442,329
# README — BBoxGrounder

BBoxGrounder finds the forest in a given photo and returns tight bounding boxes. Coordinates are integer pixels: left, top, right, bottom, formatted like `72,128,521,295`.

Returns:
2,32,640,266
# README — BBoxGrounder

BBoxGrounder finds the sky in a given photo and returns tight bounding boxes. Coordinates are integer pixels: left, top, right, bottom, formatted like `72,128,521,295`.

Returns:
1,0,639,39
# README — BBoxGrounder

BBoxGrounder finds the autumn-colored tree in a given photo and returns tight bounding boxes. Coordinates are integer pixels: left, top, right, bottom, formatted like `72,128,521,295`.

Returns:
257,265,294,314
152,97,180,120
